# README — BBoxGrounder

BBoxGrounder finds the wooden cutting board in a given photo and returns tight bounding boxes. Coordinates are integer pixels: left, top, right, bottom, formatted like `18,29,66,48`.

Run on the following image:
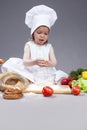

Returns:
23,84,71,94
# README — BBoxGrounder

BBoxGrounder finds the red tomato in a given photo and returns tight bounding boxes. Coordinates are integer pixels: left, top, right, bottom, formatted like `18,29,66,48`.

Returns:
42,86,54,96
61,78,69,85
61,77,76,86
72,86,81,95
68,77,77,88
68,80,73,88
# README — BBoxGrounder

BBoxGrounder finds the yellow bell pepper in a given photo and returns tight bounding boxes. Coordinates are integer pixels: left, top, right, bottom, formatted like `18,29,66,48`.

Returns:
82,71,87,79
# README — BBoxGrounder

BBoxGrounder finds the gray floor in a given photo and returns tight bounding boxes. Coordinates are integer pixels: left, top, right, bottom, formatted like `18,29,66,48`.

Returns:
0,92,87,130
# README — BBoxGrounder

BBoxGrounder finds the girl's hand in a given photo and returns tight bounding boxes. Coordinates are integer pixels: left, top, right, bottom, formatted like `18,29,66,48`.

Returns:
35,59,49,67
37,60,56,67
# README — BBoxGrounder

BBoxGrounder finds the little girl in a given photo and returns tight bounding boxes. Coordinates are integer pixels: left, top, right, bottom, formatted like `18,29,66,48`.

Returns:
1,5,68,83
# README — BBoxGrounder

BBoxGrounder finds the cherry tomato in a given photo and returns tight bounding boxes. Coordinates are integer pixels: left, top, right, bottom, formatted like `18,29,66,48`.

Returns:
42,86,54,96
61,77,76,87
72,86,81,95
61,78,69,85
68,80,73,88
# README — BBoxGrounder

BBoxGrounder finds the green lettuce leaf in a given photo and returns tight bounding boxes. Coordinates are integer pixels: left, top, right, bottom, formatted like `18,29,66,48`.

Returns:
72,78,87,92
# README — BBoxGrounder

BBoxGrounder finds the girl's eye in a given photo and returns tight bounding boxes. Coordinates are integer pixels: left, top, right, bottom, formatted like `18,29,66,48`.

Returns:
44,33,48,35
37,31,48,35
37,31,41,34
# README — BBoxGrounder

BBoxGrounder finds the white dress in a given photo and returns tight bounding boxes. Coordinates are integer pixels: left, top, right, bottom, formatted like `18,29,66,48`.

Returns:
1,41,68,83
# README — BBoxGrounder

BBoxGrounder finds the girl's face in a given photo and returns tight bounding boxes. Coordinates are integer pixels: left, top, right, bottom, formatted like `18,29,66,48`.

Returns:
33,26,50,45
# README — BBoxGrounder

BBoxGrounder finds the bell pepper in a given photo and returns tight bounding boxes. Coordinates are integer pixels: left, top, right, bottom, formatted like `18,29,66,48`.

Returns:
82,71,87,79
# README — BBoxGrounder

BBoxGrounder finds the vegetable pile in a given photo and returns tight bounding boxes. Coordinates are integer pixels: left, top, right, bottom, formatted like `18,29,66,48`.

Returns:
60,68,87,95
42,68,87,97
69,68,87,93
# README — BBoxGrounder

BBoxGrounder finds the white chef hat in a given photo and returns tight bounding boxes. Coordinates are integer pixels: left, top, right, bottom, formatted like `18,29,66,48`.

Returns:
25,5,57,35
